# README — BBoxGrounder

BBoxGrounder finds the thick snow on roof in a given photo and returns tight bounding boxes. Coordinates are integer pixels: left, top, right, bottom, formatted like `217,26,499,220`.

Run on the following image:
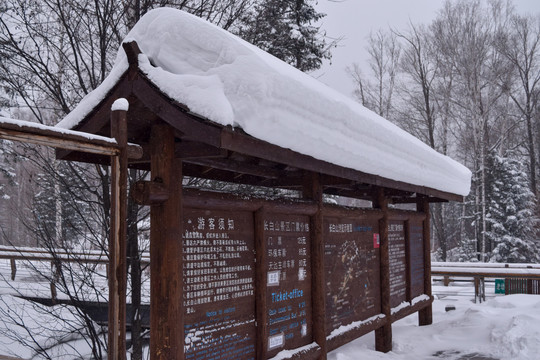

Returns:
57,8,471,196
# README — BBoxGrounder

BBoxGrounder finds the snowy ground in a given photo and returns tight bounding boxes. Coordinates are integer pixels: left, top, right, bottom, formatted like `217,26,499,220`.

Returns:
329,285,540,360
0,260,539,359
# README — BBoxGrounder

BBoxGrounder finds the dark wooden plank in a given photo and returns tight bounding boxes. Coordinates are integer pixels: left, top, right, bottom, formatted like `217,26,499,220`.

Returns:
373,188,392,353
322,204,384,219
302,172,327,360
390,296,433,323
269,344,321,360
108,106,129,360
131,141,227,164
417,197,433,326
175,141,227,159
182,188,318,215
149,124,183,359
326,315,387,353
387,209,426,221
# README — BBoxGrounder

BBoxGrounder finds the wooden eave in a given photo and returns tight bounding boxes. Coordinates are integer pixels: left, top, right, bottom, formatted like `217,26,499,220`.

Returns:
56,41,463,204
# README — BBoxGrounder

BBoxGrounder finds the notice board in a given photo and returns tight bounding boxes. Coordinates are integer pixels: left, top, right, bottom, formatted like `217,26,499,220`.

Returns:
263,213,313,357
408,220,424,298
183,208,256,360
323,213,381,334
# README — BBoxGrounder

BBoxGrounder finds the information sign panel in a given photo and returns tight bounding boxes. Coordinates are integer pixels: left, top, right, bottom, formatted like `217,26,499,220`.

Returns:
324,215,380,334
183,209,256,360
263,213,312,357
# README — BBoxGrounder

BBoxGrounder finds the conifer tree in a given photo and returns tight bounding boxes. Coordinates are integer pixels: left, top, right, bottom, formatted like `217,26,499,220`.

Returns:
239,0,331,71
485,152,539,263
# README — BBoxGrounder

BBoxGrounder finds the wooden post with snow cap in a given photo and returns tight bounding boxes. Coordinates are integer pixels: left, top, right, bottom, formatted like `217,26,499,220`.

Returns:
109,98,129,360
373,188,392,353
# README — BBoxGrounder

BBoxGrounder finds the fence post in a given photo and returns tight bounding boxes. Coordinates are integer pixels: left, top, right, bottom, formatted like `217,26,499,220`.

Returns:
10,258,16,281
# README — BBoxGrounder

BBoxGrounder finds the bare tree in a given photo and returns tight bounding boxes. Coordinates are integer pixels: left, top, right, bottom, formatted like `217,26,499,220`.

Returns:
496,14,540,196
430,0,517,261
348,29,401,119
1,1,335,358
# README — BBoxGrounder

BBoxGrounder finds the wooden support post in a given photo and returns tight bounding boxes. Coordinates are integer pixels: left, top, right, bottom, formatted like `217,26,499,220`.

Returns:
149,124,184,360
373,188,392,353
108,102,129,360
417,197,432,326
302,172,327,360
254,208,268,359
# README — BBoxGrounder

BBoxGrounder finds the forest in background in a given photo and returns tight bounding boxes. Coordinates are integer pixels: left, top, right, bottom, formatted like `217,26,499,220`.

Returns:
0,0,539,358
348,0,540,264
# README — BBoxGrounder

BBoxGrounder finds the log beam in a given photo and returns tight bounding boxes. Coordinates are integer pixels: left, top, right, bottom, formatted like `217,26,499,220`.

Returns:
149,124,184,359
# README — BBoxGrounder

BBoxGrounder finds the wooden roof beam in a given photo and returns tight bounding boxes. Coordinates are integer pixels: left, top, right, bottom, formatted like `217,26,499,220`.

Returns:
185,157,288,179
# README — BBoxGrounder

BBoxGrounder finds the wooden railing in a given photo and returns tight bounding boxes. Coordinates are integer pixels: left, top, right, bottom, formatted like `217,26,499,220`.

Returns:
0,246,150,301
431,262,540,303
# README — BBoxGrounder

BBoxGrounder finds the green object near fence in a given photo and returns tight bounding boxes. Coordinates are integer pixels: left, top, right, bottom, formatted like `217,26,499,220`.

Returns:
495,279,505,294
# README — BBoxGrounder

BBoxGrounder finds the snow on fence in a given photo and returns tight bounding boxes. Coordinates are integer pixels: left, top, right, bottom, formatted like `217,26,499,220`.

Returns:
431,262,540,303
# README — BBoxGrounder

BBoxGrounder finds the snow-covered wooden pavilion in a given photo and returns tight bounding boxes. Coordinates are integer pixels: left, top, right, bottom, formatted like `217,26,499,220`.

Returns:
56,8,471,360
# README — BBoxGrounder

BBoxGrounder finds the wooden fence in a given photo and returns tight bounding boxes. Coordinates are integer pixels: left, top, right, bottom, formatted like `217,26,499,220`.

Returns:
432,262,540,302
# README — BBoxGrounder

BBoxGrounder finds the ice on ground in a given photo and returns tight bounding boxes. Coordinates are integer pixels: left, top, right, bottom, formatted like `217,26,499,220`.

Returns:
56,8,471,197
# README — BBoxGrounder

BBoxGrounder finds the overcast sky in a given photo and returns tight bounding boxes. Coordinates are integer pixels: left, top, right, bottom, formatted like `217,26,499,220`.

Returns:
313,0,540,98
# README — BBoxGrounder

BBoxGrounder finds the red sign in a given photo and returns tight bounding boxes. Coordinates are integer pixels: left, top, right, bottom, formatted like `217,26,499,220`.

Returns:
373,233,380,248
